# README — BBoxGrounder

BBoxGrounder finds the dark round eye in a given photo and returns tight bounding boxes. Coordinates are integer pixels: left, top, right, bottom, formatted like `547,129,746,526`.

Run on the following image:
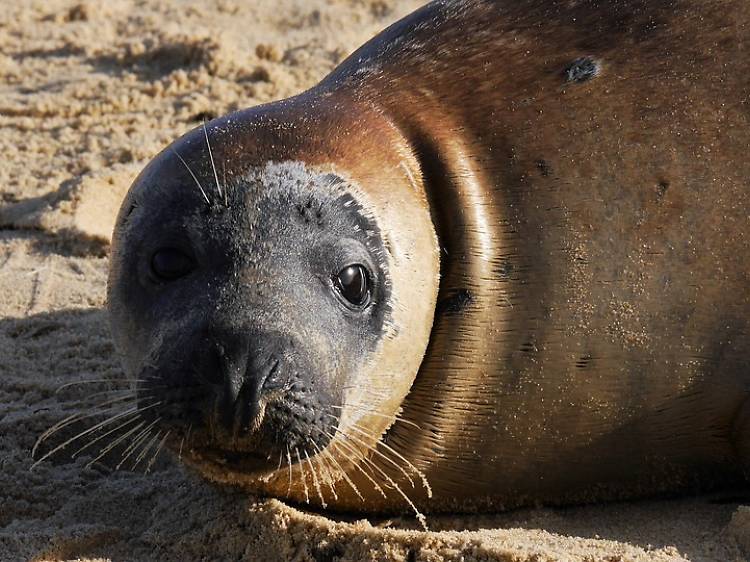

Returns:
150,248,195,281
334,264,371,308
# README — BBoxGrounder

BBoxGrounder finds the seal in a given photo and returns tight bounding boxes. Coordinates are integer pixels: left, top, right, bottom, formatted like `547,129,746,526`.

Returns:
108,0,750,515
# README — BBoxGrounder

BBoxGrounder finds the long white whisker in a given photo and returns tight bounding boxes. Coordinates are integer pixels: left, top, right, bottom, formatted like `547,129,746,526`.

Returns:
330,404,421,430
295,447,310,503
84,420,147,468
332,442,388,498
62,389,137,404
72,413,143,458
321,445,362,501
351,422,432,497
31,405,147,469
337,428,428,530
116,418,160,469
203,120,223,201
337,420,414,488
146,430,170,473
286,444,293,497
33,395,140,455
172,148,210,204
304,448,326,508
310,440,338,501
55,378,145,393
132,428,162,470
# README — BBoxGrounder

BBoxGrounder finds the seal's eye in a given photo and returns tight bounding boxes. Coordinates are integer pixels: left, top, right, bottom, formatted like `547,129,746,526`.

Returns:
334,264,370,308
150,248,194,281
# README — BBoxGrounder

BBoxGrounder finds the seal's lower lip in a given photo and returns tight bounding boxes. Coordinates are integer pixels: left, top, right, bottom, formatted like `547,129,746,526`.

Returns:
195,446,276,474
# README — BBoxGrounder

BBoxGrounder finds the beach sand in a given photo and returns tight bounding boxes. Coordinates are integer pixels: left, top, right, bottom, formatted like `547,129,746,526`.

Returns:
1,1,748,560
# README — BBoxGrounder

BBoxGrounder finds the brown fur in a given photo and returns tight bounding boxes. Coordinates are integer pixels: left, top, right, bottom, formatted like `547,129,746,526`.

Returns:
329,0,750,511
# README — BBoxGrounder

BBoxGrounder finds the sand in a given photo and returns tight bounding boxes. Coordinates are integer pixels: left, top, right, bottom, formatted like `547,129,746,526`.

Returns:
1,0,749,560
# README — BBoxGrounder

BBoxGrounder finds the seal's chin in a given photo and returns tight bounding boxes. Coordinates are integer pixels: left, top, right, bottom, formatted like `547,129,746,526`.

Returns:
189,445,279,476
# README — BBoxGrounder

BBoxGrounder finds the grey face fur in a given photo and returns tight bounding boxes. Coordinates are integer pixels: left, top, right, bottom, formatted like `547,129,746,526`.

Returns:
108,159,391,475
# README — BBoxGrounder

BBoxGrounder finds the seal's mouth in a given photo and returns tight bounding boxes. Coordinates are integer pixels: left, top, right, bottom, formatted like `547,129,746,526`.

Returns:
190,445,279,475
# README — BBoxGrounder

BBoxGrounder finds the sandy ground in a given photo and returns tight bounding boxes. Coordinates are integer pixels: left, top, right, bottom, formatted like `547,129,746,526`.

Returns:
1,0,750,560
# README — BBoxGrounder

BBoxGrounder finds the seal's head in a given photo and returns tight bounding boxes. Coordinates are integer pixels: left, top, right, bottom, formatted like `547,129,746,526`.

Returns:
107,97,439,504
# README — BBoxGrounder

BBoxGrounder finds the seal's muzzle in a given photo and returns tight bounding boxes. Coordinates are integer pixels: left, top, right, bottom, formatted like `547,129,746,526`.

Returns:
198,328,284,437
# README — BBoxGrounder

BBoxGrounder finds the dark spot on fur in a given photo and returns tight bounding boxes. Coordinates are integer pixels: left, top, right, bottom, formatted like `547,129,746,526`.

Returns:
535,159,552,177
436,288,473,315
565,57,599,83
124,203,137,221
295,197,325,226
520,338,537,354
382,232,394,256
406,548,418,562
190,111,217,122
496,259,514,279
576,354,592,369
657,180,670,197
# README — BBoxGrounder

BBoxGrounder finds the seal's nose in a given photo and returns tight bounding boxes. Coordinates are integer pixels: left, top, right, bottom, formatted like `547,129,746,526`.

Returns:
200,330,277,437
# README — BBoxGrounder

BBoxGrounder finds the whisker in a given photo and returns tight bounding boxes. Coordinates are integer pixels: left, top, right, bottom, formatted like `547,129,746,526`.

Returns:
303,448,326,508
116,418,160,470
203,120,223,201
33,412,84,457
286,444,293,497
327,427,385,482
337,428,428,530
61,389,137,403
31,404,146,469
54,378,145,393
309,437,338,500
330,404,421,430
146,430,171,473
295,447,310,503
34,395,140,455
72,413,142,458
61,389,158,411
351,421,432,497
132,428,162,471
327,436,387,499
310,440,338,501
321,445,362,501
332,441,387,499
172,148,211,204
336,420,414,488
84,420,147,468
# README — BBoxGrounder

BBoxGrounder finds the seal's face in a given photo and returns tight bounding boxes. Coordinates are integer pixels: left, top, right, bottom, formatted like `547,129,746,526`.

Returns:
109,159,391,476
108,104,439,505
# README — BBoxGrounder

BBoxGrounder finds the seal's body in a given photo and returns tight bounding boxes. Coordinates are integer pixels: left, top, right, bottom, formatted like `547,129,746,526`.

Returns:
109,0,750,514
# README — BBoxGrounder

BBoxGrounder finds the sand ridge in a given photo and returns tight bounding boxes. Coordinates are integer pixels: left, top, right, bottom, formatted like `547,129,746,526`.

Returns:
0,0,748,560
